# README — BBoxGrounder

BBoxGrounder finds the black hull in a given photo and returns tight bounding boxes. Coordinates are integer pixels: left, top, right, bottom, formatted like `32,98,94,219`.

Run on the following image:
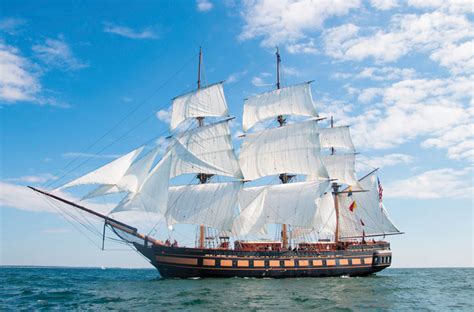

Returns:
134,243,392,278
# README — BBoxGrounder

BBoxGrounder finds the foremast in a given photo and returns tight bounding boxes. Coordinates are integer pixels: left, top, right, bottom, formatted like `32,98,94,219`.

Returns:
275,47,292,249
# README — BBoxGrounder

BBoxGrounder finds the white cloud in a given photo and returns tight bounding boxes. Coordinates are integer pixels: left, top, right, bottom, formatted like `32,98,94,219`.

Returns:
226,70,248,83
407,0,474,14
6,173,58,184
357,67,417,81
197,0,213,12
0,42,70,107
347,76,473,162
32,37,88,71
385,168,473,199
0,42,41,103
286,39,318,54
422,124,474,161
0,181,109,213
0,17,26,35
323,11,474,69
370,0,400,11
357,87,383,104
61,152,119,159
251,76,273,87
430,40,474,75
239,0,360,50
104,23,157,39
333,67,417,81
357,153,414,170
156,107,172,124
281,66,302,77
0,182,57,213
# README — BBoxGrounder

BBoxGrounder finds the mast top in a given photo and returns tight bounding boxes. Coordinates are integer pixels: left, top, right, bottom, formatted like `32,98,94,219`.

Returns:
276,47,281,90
197,46,202,90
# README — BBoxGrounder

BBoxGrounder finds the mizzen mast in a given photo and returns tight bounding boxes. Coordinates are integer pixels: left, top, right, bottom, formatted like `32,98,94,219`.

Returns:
330,116,340,245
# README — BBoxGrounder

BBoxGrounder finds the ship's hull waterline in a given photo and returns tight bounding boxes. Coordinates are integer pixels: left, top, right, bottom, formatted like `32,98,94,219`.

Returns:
135,243,392,278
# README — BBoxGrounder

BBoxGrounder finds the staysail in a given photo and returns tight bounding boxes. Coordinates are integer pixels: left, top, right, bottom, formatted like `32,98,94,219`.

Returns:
82,147,159,199
112,153,172,214
60,146,144,189
317,172,400,238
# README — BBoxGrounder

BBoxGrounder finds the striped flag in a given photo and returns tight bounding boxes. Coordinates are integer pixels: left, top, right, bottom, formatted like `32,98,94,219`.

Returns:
377,177,383,201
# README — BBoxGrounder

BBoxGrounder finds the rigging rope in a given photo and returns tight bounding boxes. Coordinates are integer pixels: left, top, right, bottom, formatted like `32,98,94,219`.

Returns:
44,53,198,189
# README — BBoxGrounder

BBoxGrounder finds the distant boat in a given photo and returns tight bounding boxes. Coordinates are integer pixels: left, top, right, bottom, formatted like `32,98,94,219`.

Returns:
101,266,106,270
29,47,402,278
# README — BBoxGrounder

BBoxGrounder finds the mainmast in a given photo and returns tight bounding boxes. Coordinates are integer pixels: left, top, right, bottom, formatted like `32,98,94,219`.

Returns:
196,47,211,248
276,47,289,249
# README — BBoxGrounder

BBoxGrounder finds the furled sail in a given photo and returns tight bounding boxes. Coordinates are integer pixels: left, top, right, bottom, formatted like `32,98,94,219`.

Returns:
242,82,317,131
170,82,228,131
82,147,159,200
112,153,172,214
318,126,355,151
166,182,242,231
325,172,400,238
239,121,329,180
60,146,144,189
235,180,330,233
169,121,243,179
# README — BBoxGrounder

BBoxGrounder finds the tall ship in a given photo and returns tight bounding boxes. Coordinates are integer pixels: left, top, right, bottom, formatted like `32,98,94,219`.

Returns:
30,48,402,278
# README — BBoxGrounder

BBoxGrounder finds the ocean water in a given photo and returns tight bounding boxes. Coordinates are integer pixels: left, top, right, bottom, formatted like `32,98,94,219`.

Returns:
0,267,472,311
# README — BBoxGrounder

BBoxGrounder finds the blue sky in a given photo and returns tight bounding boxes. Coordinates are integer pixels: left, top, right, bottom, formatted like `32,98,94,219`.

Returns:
1,0,472,268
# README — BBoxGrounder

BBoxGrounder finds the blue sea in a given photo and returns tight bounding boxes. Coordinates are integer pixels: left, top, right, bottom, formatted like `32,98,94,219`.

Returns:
1,267,472,311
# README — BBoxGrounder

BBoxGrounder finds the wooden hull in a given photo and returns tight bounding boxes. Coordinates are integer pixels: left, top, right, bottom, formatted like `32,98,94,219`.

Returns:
134,243,393,278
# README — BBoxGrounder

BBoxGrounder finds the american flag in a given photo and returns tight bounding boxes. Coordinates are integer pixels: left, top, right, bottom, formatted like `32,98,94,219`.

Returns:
377,177,383,201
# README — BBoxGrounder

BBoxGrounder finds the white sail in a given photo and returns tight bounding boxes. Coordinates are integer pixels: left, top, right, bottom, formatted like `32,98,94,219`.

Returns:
319,126,355,151
239,121,328,180
82,184,118,200
307,154,359,187
242,82,317,131
112,153,172,214
82,147,159,199
323,154,359,187
334,172,399,238
232,188,268,236
313,191,337,239
170,82,228,131
237,180,330,230
169,121,243,179
166,182,242,231
60,147,144,189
